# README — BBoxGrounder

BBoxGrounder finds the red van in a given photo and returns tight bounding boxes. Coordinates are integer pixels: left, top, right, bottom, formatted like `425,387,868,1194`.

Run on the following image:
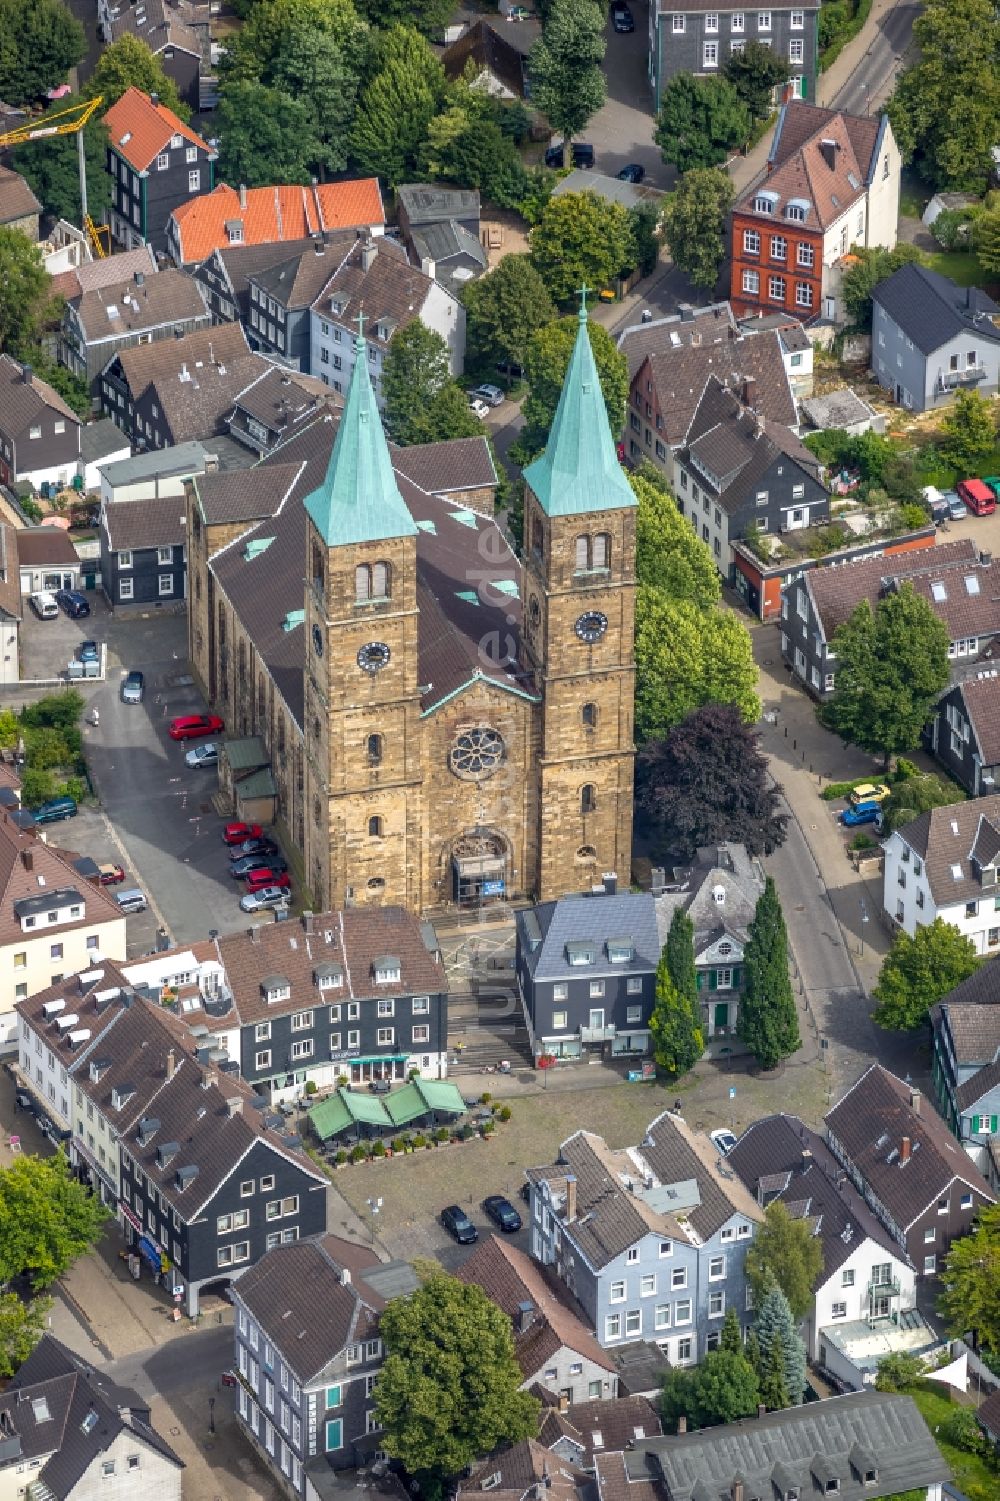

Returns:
957,478,996,516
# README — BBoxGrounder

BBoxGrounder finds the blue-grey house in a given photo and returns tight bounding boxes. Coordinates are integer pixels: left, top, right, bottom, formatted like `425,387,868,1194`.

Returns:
931,960,1000,1156
872,263,1000,412
527,1112,762,1367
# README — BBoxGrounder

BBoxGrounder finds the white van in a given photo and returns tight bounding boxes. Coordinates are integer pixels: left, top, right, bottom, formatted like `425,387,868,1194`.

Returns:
29,591,59,619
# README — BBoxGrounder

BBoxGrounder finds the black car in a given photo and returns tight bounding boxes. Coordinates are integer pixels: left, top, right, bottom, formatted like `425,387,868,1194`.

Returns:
544,141,596,170
229,836,279,862
617,163,645,183
230,854,289,879
483,1194,522,1233
56,588,90,619
440,1204,478,1244
612,3,635,31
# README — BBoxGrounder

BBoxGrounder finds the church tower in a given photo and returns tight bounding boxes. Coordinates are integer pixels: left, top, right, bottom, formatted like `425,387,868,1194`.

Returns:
302,326,423,912
521,296,636,901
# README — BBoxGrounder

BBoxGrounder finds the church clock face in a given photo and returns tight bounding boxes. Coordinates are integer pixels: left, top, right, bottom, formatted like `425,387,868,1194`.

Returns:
575,610,608,644
357,641,391,674
312,624,324,657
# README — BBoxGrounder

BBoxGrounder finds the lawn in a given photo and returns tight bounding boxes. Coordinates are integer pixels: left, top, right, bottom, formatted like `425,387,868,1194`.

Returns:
899,173,929,221
903,1383,999,1501
923,250,989,288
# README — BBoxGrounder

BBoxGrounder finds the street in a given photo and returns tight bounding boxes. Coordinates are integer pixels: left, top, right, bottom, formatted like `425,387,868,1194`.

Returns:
826,2,919,116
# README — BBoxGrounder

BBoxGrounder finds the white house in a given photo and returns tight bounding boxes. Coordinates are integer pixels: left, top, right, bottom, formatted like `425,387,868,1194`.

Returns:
883,794,1000,955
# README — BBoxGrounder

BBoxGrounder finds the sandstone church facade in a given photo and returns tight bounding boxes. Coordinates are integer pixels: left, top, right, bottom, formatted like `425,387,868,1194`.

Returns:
186,306,636,914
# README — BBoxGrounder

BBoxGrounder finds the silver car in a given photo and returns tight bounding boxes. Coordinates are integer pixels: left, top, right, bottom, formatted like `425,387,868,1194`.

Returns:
121,670,144,704
185,741,219,769
240,886,290,913
468,383,504,407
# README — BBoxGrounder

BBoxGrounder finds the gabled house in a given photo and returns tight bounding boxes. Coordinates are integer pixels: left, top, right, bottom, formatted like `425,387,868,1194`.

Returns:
167,180,385,267
16,526,81,595
731,101,900,323
101,494,187,607
0,355,81,492
461,1443,595,1501
882,791,1000,952
102,87,216,254
456,1235,619,1405
442,20,527,98
825,1063,994,1278
245,236,353,370
396,184,486,301
52,243,157,304
0,165,41,238
872,263,1000,411
60,265,210,394
192,238,316,327
927,672,1000,796
537,1392,661,1468
648,0,819,111
103,0,208,110
226,365,338,458
931,960,1000,1155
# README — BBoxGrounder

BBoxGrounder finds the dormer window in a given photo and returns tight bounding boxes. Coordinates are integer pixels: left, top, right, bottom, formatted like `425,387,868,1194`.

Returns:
315,965,343,990
864,1472,877,1486
754,193,778,214
170,133,182,147
374,955,400,985
566,941,596,966
606,938,634,963
262,975,291,1004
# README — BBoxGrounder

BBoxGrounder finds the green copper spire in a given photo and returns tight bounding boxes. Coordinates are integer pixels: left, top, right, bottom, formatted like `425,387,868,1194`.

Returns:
303,314,417,547
522,286,635,518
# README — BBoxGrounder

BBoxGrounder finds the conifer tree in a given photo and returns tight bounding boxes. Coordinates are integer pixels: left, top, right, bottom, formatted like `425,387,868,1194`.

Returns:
739,877,801,1070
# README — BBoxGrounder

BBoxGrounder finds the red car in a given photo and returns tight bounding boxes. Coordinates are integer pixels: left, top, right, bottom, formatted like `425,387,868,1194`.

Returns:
245,868,291,893
957,478,996,517
223,822,263,846
169,714,224,741
97,862,125,885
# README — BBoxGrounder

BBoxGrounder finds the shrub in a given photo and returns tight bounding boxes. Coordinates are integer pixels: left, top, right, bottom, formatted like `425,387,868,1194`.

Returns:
337,1073,349,1087
392,1137,406,1155
482,1118,496,1136
371,1139,386,1158
349,1143,366,1163
411,1133,427,1150
335,1149,348,1166
480,1091,492,1104
497,1105,512,1122
408,1067,420,1080
20,690,83,732
893,758,919,782
61,775,88,804
435,1126,450,1142
304,1080,317,1096
19,767,56,808
821,778,876,800
850,832,877,851
939,1406,985,1454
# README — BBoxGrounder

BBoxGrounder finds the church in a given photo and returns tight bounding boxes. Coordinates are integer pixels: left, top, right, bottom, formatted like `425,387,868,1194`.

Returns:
186,303,637,914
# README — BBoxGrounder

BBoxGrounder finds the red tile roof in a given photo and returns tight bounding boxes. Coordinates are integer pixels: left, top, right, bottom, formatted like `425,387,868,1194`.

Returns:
168,181,385,265
736,101,883,233
103,87,212,174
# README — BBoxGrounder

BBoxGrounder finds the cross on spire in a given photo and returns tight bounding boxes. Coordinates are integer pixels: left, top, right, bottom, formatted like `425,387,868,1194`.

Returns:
577,283,590,321
353,306,366,348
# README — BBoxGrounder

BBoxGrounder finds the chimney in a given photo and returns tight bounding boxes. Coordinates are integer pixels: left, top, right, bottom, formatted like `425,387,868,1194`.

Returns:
801,1148,813,1172
360,238,377,273
21,849,32,872
901,1135,911,1163
909,1087,921,1114
678,304,694,323
565,1173,577,1222
820,138,838,171
22,364,32,386
340,1266,351,1285
135,271,144,287
166,1048,176,1079
602,872,617,896
742,375,757,409
226,1095,243,1118
302,911,314,935
239,183,247,211
732,1483,744,1501
757,1404,766,1419
981,549,993,566
516,1300,535,1334
677,1415,687,1435
558,1394,570,1414
150,91,159,107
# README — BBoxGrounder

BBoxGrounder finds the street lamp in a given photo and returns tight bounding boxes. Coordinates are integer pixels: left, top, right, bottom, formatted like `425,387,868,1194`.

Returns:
859,898,869,958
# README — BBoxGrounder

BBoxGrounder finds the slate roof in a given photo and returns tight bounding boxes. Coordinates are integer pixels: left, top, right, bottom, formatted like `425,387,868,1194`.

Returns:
0,354,79,433
736,100,883,232
169,180,384,265
80,418,129,467
396,184,481,227
390,435,496,495
198,238,317,303
640,1109,763,1242
74,267,208,342
16,527,80,567
539,1395,661,1466
56,245,158,301
727,1114,908,1282
679,376,821,514
825,1063,994,1230
626,328,797,447
154,353,268,445
618,302,737,378
629,1391,949,1501
231,1236,381,1385
229,364,338,436
109,0,203,59
955,1058,1000,1111
103,496,186,551
0,166,41,225
193,461,303,527
250,235,355,310
443,18,526,94
456,1235,614,1380
592,1450,662,1501
463,1440,596,1501
653,844,765,954
307,236,438,347
873,262,1000,356
410,221,488,283
892,792,1000,908
932,959,1000,1061
516,891,662,984
950,674,1000,765
527,1131,673,1271
103,86,212,174
114,319,251,401
803,536,989,643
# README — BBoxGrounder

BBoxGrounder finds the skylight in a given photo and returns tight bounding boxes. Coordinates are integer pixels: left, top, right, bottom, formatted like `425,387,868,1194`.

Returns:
966,575,981,595
951,863,963,879
931,581,947,601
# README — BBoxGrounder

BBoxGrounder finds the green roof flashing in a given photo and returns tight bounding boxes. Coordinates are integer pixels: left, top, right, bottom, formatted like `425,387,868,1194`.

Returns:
281,609,305,632
244,536,274,561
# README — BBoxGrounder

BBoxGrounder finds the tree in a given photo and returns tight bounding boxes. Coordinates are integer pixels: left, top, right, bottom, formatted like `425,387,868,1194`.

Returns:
634,594,760,742
0,1154,107,1290
528,0,606,157
939,389,998,471
755,1281,806,1406
633,469,720,609
85,33,187,115
0,1293,51,1379
383,322,451,444
530,191,636,304
757,1327,791,1411
638,703,786,859
883,770,964,834
0,0,84,108
820,585,950,769
375,1270,540,1479
974,207,1000,273
462,255,556,378
723,40,790,121
353,0,452,36
416,382,487,446
740,877,801,1071
689,1348,760,1426
0,230,52,360
665,907,699,1014
938,1202,1000,1355
649,948,703,1077
518,314,629,457
216,82,318,186
872,918,981,1031
746,1201,823,1320
630,202,661,277
423,107,527,209
13,96,110,225
350,26,445,187
840,243,922,329
655,73,749,173
874,1351,926,1392
662,169,732,291
720,1307,743,1355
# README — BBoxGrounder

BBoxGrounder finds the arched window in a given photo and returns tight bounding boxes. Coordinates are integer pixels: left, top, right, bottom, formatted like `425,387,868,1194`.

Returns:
575,534,590,571
355,564,370,602
592,532,611,570
257,678,266,722
576,844,598,862
368,876,385,892
371,561,390,599
217,603,226,647
238,639,247,683
312,543,325,594
367,733,383,765
355,562,391,602
582,702,598,728
368,815,383,838
581,784,597,814
533,517,544,558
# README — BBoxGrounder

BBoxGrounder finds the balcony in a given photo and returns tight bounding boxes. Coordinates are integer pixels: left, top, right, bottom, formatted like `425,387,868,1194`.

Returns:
867,1275,901,1300
941,364,987,389
580,1025,616,1042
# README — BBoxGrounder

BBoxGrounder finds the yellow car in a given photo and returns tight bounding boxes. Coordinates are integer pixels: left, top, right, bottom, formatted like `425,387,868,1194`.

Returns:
849,782,891,806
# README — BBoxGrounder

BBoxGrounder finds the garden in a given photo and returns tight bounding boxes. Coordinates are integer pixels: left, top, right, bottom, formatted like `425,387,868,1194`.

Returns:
901,1383,999,1501
0,690,88,810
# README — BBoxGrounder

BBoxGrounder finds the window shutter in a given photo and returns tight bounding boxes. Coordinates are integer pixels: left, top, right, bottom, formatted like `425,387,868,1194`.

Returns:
993,1115,998,1134
732,967,742,988
696,971,705,992
973,1116,981,1133
708,970,718,991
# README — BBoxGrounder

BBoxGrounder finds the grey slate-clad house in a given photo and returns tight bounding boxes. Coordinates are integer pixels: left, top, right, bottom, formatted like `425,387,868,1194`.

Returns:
193,238,316,327
0,355,81,492
872,262,1000,411
927,672,1000,796
527,1114,762,1365
246,237,353,370
516,877,660,1064
227,365,338,458
101,320,263,448
61,266,210,395
931,959,1000,1152
648,0,819,111
103,87,216,254
622,1390,950,1501
101,495,187,607
103,0,207,111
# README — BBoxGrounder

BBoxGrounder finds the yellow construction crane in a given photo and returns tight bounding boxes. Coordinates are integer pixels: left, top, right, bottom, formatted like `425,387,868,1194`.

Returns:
0,95,109,257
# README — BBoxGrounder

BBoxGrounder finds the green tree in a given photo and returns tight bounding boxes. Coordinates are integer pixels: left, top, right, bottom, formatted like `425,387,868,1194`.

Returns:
659,1366,694,1432
757,1327,791,1411
723,39,790,121
85,33,187,115
354,0,454,35
938,1202,1000,1355
720,1307,743,1355
630,202,661,277
518,313,629,457
268,26,364,175
840,243,923,329
224,0,364,80
755,1281,806,1406
216,81,318,187
634,593,759,741
882,771,963,834
662,169,733,291
655,73,749,172
14,96,110,225
649,948,703,1078
633,468,720,608
746,1201,823,1319
528,0,606,158
688,1347,760,1426
19,768,57,809
665,906,699,1014
530,190,636,304
974,207,1000,272
872,919,981,1031
939,389,998,471
375,1270,540,1479
0,230,52,360
0,0,84,107
416,382,487,445
0,1154,107,1290
20,689,83,731
423,107,527,209
350,26,445,187
0,710,18,750
740,877,801,1071
383,321,451,444
820,585,950,769
0,1293,51,1378
462,255,556,378
874,1351,926,1392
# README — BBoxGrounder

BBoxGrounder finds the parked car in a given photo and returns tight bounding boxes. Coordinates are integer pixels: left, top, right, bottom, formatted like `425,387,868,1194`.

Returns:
97,862,125,885
230,836,279,861
957,478,996,516
849,782,890,806
710,1128,737,1157
185,742,219,769
32,795,77,824
506,5,531,18
985,476,1000,502
245,867,291,893
483,1194,522,1233
440,1205,478,1244
544,141,595,169
169,713,224,741
78,640,99,664
839,801,883,828
468,384,504,407
121,670,144,704
469,398,490,420
230,853,287,878
56,588,90,619
116,888,148,914
945,491,967,520
616,163,645,182
29,591,59,619
223,821,264,846
240,886,290,913
612,2,635,29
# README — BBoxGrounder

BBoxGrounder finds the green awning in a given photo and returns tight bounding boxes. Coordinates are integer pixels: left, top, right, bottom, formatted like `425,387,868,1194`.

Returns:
415,1079,466,1115
309,1095,352,1141
340,1090,391,1126
384,1082,427,1127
